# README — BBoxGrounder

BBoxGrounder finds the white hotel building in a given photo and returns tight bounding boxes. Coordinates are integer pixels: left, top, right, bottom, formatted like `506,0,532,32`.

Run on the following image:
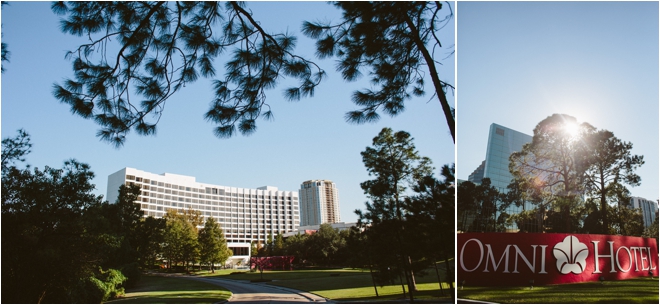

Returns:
107,167,301,266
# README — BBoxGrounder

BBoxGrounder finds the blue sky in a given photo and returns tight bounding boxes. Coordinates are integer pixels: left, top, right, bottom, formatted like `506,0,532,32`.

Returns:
457,2,659,202
1,2,455,224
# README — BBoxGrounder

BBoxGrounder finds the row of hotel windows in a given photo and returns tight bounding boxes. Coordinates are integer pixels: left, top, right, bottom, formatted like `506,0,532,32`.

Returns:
132,183,297,202
141,210,298,230
141,210,298,226
137,198,299,215
138,193,298,209
139,203,299,220
140,203,296,218
126,175,297,201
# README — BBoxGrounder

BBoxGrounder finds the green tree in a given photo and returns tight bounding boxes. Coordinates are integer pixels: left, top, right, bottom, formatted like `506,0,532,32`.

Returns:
272,233,285,256
341,226,368,268
1,155,116,303
1,2,9,73
113,184,144,234
643,212,659,245
163,209,199,271
509,114,591,233
404,164,455,300
259,233,274,257
359,214,407,290
305,223,346,266
356,127,433,302
198,217,232,273
283,232,308,265
101,184,144,268
50,1,324,146
582,129,644,233
1,131,155,302
183,208,205,229
134,216,166,268
501,178,545,233
1,128,31,171
51,2,454,146
251,241,259,258
609,204,645,237
303,2,455,142
456,178,503,232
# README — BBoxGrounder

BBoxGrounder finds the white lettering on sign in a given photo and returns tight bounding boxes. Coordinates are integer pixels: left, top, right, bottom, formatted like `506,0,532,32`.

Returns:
648,247,657,271
460,239,547,274
631,247,640,271
460,238,483,272
640,247,649,271
616,246,632,272
592,242,658,273
460,236,657,277
514,245,543,274
592,241,616,274
485,244,510,273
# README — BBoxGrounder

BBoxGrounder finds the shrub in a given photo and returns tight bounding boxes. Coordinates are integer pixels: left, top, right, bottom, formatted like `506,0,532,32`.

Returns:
86,268,127,302
120,262,142,289
68,276,105,303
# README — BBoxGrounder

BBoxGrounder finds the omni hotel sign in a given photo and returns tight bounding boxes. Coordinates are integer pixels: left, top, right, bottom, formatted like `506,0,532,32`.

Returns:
458,233,658,286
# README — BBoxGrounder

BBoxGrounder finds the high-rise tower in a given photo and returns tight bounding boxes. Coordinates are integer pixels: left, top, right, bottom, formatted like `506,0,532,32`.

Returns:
299,180,340,226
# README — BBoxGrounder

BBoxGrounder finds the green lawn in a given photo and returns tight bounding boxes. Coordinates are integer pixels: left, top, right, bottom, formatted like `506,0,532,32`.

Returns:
106,274,231,304
201,266,454,302
458,277,659,304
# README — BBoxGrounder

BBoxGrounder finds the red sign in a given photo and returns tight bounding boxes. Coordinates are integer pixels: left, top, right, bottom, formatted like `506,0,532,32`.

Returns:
250,256,295,271
458,233,658,286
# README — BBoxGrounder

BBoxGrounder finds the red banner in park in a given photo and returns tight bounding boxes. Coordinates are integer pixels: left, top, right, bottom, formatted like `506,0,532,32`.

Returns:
458,233,658,286
250,256,295,271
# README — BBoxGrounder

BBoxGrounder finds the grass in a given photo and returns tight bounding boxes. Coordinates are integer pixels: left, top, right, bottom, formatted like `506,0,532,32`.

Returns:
458,277,659,304
105,274,231,304
198,265,455,302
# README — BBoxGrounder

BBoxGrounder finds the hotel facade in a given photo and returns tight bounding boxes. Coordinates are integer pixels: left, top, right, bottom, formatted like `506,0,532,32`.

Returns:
107,167,301,266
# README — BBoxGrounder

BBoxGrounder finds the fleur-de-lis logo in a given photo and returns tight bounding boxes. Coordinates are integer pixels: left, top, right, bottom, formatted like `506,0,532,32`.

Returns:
553,235,589,274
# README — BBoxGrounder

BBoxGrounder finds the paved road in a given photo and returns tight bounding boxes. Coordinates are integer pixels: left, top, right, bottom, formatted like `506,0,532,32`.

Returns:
183,275,332,304
457,298,497,304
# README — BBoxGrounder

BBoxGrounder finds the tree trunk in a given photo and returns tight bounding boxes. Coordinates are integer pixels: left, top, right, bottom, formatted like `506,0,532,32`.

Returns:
368,262,379,297
600,169,608,234
408,256,418,291
397,270,407,300
403,13,455,143
444,252,455,301
401,254,415,303
433,260,445,295
38,288,47,304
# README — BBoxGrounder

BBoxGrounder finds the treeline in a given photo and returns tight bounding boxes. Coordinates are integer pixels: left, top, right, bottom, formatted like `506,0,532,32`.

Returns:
1,130,232,303
352,128,454,301
253,128,455,302
458,113,656,238
2,127,456,303
457,177,649,235
251,223,357,268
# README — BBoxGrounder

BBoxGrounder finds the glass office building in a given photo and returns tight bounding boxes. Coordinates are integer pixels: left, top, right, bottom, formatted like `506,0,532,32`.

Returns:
481,123,533,192
464,123,533,232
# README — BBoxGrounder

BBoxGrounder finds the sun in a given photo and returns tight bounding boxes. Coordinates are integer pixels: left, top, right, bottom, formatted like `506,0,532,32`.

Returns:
562,122,580,140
